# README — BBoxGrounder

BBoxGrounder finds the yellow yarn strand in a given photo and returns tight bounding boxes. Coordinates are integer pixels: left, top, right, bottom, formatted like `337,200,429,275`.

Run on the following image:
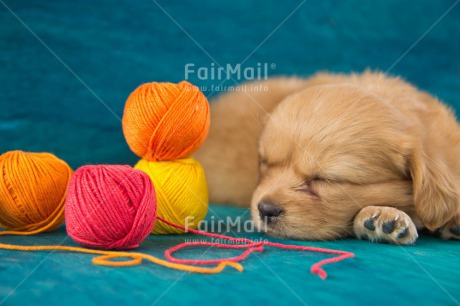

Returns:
0,242,243,274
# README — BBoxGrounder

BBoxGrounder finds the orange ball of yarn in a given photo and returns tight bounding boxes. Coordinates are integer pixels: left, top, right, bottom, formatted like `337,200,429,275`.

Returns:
0,151,73,234
122,81,210,161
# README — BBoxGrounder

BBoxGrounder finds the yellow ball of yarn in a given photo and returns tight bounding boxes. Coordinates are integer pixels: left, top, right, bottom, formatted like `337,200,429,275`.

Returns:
134,158,208,234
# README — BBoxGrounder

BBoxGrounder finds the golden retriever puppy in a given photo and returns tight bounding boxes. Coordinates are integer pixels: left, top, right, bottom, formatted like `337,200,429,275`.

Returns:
194,71,460,244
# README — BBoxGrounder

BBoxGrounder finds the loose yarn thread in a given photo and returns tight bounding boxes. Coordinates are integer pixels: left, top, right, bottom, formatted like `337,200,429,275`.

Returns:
158,217,355,280
0,242,242,274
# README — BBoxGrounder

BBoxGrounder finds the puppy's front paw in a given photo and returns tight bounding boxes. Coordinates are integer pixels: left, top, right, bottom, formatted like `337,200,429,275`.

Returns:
353,206,418,245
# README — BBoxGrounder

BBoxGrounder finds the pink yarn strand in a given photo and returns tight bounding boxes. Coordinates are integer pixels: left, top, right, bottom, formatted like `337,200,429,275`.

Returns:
157,216,355,279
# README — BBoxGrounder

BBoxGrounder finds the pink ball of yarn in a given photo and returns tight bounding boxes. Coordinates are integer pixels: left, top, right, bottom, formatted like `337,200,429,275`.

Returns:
65,165,156,250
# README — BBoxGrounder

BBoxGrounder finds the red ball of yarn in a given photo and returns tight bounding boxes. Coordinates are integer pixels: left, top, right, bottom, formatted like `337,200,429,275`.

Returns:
65,165,156,250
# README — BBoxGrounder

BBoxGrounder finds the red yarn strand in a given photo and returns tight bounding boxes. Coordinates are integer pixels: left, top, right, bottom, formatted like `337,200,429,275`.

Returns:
157,216,355,280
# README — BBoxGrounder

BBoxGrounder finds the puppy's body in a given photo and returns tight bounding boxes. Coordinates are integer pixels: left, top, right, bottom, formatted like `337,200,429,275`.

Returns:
195,72,460,243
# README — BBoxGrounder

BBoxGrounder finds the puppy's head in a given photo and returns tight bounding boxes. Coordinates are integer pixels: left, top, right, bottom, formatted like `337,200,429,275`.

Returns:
251,85,415,240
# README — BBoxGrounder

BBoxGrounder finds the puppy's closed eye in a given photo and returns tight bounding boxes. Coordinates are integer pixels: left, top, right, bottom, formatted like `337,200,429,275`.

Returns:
295,176,323,198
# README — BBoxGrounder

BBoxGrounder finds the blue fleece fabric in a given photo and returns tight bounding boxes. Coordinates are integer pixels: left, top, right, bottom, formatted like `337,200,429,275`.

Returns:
1,1,459,305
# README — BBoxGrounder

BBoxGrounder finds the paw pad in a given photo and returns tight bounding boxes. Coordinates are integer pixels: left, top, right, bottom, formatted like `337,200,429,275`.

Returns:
382,220,396,234
354,206,418,245
364,218,376,231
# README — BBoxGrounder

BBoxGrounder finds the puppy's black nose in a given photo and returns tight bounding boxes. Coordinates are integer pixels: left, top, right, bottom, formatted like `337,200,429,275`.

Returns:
258,201,283,223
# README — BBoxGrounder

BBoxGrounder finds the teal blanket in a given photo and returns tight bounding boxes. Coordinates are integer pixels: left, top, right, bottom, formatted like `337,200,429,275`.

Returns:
1,205,459,305
1,0,459,305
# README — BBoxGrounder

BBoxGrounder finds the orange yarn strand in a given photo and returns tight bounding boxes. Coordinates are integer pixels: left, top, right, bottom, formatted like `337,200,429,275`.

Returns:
0,242,242,274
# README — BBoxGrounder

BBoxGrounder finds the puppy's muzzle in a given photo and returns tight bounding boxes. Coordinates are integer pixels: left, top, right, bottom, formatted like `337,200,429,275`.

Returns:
258,201,283,223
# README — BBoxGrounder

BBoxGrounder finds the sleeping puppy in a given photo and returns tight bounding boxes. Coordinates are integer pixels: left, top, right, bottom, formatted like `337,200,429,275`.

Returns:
194,71,460,244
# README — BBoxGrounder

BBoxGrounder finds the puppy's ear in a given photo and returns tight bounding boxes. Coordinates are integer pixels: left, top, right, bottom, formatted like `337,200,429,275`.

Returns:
409,148,458,230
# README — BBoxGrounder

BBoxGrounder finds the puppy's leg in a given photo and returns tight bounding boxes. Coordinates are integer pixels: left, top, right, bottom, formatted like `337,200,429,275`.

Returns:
353,206,418,245
438,214,460,240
